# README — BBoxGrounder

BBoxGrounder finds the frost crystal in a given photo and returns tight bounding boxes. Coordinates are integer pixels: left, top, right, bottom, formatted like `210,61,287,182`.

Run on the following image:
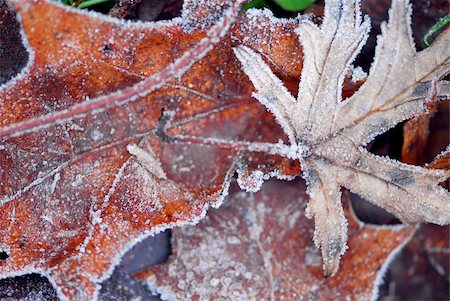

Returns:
234,0,450,275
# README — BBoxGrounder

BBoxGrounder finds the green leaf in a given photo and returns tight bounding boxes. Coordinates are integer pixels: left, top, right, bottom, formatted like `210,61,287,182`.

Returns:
274,0,315,11
59,0,114,8
242,0,270,10
77,0,114,8
422,14,450,47
243,0,315,12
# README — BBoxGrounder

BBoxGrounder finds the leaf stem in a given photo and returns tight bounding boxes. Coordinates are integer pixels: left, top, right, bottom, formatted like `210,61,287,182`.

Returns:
168,134,305,160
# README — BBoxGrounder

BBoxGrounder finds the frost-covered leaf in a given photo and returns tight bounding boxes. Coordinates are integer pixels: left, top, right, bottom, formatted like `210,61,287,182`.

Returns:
233,0,450,276
0,0,311,299
138,179,414,301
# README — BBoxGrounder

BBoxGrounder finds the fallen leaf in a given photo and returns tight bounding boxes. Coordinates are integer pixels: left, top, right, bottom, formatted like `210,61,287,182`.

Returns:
137,179,415,301
231,0,450,275
0,0,306,299
1,0,446,299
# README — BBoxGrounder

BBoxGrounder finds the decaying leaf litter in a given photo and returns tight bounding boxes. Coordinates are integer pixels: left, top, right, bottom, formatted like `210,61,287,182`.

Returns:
138,179,415,301
0,0,449,300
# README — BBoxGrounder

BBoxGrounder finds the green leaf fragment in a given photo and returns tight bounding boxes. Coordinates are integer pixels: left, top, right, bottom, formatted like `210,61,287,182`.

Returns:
243,0,269,10
274,0,315,11
422,14,450,47
243,0,316,12
59,0,114,8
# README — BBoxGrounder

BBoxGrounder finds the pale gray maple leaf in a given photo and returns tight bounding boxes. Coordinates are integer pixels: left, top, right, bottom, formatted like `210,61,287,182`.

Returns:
233,0,450,276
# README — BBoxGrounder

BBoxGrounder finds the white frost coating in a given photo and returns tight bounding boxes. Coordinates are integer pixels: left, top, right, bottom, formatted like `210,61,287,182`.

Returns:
233,45,298,144
145,179,414,300
49,172,61,194
244,7,309,25
237,166,296,193
0,134,145,206
22,0,182,31
428,144,450,167
0,0,248,296
347,191,419,298
0,158,235,301
127,144,167,179
175,134,309,160
0,0,177,93
237,169,265,192
0,160,69,206
147,276,179,301
350,66,367,82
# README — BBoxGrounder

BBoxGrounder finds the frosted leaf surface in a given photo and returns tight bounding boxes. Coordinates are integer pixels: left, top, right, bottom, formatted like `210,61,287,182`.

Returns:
127,144,167,179
0,0,309,300
234,0,450,275
141,179,414,301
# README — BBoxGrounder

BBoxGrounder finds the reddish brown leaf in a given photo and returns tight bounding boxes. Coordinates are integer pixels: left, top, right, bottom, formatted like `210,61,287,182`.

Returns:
136,179,414,300
402,102,450,166
0,0,306,299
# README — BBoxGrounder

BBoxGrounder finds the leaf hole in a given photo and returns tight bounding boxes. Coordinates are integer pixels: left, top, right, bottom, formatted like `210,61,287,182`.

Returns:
102,43,113,53
0,250,10,261
439,181,449,192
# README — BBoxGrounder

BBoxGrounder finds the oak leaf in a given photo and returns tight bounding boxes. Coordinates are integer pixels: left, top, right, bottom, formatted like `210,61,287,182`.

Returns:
137,179,415,301
232,0,450,276
0,0,307,299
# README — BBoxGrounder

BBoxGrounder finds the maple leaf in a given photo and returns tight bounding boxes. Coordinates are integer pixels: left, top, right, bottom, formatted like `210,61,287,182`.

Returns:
232,0,450,275
136,179,415,300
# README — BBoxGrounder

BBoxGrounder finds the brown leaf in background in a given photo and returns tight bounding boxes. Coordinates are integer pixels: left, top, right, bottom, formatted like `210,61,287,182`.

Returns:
137,179,414,300
379,224,449,301
402,101,450,166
